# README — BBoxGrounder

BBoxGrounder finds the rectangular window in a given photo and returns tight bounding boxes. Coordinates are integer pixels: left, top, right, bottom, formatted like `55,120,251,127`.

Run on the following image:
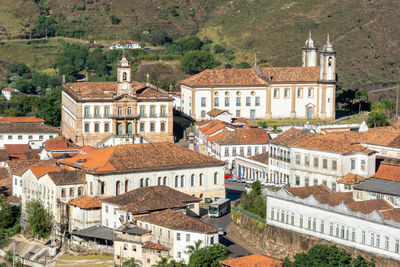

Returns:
236,97,241,106
232,148,237,156
332,160,337,170
305,177,309,186
308,88,313,97
94,107,99,117
361,160,366,171
308,217,311,229
362,231,366,244
186,234,190,242
313,157,319,168
305,155,310,166
396,240,399,253
161,122,165,132
376,234,380,248
371,233,374,246
352,229,356,241
84,124,89,133
140,106,145,116
385,237,389,250
118,107,122,116
140,123,145,132
94,123,99,132
255,147,259,155
313,179,318,186
262,146,266,153
297,88,303,98
240,147,244,156
246,97,251,106
291,213,294,225
132,245,137,252
225,147,229,157
330,223,333,235
284,88,289,98
300,215,303,228
236,110,241,117
104,123,109,132
8,135,12,140
201,111,206,118
332,182,336,192
320,220,324,233
104,106,110,117
177,233,181,241
214,97,219,107
273,89,279,99
271,208,274,220
312,218,316,231
150,106,155,117
18,135,22,140
295,154,300,165
255,97,260,106
247,147,251,156
150,122,155,132
84,107,90,117
201,97,206,107
221,96,228,107
351,159,356,170
295,175,300,186
127,107,132,115
160,106,166,117
323,159,328,169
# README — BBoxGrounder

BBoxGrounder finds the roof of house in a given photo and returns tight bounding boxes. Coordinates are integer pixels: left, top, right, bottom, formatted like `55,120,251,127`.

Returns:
111,40,139,45
103,185,200,214
47,170,85,186
7,159,57,176
4,144,30,154
43,138,72,151
346,199,393,214
0,120,59,134
137,209,219,234
360,126,400,148
0,117,44,123
70,196,111,209
72,225,114,241
248,152,269,165
0,150,9,162
30,166,60,179
292,131,374,154
212,128,270,145
269,128,313,146
208,130,230,142
353,178,400,197
181,66,320,87
380,208,400,223
207,108,231,117
373,163,400,182
337,173,368,185
1,87,18,92
142,243,169,251
202,123,228,136
62,143,225,174
287,185,354,206
220,254,282,267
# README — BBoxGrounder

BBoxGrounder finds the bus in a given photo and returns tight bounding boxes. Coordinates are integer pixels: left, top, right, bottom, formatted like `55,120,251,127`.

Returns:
208,198,231,217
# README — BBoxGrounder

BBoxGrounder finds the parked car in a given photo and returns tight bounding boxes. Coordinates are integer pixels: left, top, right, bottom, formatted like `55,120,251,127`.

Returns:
205,197,212,203
218,227,225,235
224,173,233,179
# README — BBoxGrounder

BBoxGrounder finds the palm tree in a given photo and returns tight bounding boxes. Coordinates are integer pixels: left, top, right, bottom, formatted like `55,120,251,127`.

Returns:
355,89,368,114
152,257,168,267
122,258,142,267
185,240,203,256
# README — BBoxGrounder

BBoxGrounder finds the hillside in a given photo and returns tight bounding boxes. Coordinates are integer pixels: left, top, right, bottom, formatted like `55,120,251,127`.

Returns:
1,0,400,91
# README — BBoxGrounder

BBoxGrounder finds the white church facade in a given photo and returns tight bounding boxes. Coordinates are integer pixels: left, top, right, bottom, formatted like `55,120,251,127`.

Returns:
180,33,337,121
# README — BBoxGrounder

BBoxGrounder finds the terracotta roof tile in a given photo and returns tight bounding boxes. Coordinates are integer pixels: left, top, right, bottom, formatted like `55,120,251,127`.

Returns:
181,66,320,87
269,128,313,146
4,144,30,154
104,185,200,215
47,170,85,185
203,123,227,136
0,120,59,134
220,254,282,267
70,196,110,209
374,163,400,182
30,166,60,179
346,199,393,214
287,185,354,206
0,117,44,123
337,173,368,185
208,130,229,142
213,128,270,145
62,143,224,174
360,127,400,148
141,243,169,251
380,208,400,223
137,209,219,233
7,159,58,176
248,152,269,165
207,108,231,117
0,150,9,161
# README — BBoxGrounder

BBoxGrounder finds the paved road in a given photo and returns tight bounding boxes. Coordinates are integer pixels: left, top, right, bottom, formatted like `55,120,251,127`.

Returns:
203,181,251,258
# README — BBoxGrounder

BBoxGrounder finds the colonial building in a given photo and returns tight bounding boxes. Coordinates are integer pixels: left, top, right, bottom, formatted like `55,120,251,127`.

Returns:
181,34,336,121
61,55,173,147
69,196,110,231
266,185,400,261
234,152,269,184
60,142,226,201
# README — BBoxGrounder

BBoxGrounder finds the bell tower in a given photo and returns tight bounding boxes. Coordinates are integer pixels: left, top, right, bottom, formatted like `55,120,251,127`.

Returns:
319,34,336,82
302,30,318,67
117,52,132,95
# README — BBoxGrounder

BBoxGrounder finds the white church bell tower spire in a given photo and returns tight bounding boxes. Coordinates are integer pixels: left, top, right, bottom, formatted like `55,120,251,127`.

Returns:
302,30,318,67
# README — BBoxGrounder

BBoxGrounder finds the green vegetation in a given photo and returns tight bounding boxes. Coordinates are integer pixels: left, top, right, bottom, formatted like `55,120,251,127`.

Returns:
122,258,142,267
25,200,53,239
188,244,229,267
239,181,266,219
282,244,375,267
0,194,21,248
180,51,215,74
58,254,113,261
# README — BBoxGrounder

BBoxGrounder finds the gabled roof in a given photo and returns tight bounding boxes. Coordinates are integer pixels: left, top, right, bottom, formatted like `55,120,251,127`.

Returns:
62,143,224,174
47,170,85,186
380,208,400,223
137,209,219,234
31,166,60,179
287,185,354,206
337,173,368,185
142,243,169,251
7,159,58,176
0,120,59,134
0,117,43,123
207,108,231,117
353,178,400,197
248,152,269,165
70,196,111,209
4,144,30,154
269,128,313,146
220,254,282,267
103,185,200,215
374,163,400,182
360,126,400,148
346,199,393,214
181,66,320,87
212,128,270,145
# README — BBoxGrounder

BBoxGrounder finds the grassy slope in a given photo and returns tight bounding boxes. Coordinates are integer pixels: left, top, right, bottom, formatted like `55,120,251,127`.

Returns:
1,0,400,92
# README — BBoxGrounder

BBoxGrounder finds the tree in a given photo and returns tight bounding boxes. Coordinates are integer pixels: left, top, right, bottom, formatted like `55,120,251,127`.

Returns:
188,244,229,267
186,240,203,256
382,99,395,118
181,51,215,74
366,112,390,128
0,195,12,230
213,44,225,54
26,200,53,239
110,15,121,25
35,15,58,38
355,89,368,114
282,244,375,267
15,80,36,94
250,180,262,196
236,61,251,68
122,258,142,267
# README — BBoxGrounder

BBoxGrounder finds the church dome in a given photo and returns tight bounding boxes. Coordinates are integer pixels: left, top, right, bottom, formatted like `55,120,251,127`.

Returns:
321,34,334,53
303,31,316,49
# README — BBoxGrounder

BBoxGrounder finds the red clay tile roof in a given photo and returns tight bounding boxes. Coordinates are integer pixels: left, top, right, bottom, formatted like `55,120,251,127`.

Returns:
374,163,400,182
380,208,400,223
202,123,227,136
360,126,400,148
62,143,225,174
30,166,60,179
207,108,231,117
70,196,110,209
220,254,282,267
248,152,269,165
47,170,85,185
0,117,44,123
346,199,393,214
7,159,58,176
104,185,200,215
0,150,9,161
4,144,30,154
142,243,169,251
0,120,59,134
337,174,368,185
293,131,374,154
208,130,230,142
137,209,219,233
43,138,71,150
181,66,320,87
269,128,313,146
213,128,270,145
287,185,354,206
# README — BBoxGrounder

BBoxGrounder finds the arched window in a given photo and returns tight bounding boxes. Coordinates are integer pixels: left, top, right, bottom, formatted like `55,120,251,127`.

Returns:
158,177,162,186
191,174,195,187
125,180,129,193
145,178,149,186
163,177,167,185
116,181,120,195
180,175,184,187
123,72,127,81
175,176,179,188
199,174,203,186
214,172,218,185
140,179,144,187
